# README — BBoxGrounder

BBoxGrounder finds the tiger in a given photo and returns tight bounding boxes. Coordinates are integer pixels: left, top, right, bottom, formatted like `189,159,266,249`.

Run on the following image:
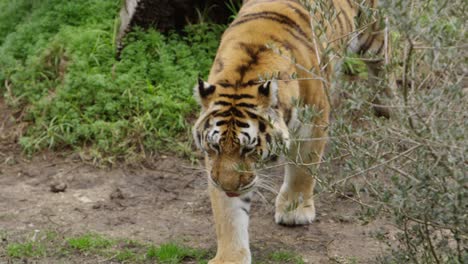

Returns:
192,0,391,263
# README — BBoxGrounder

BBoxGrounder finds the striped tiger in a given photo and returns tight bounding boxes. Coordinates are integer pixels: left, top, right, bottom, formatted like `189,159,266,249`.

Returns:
192,1,390,263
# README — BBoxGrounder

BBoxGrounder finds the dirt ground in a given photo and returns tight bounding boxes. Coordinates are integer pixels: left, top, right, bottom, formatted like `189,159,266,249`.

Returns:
0,100,394,263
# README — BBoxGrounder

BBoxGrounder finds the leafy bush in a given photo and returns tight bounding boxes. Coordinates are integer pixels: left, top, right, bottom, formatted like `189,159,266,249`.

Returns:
0,0,224,163
294,0,466,263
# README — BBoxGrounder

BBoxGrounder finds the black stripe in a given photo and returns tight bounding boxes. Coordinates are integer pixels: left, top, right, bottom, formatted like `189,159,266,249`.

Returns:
231,11,309,41
218,82,234,88
241,207,250,215
241,147,254,156
341,9,353,32
241,196,252,203
219,93,255,100
241,132,251,141
335,9,344,33
284,108,292,125
245,111,258,119
209,109,219,116
285,2,310,24
236,103,256,108
237,64,249,78
235,120,250,128
231,108,245,118
236,43,268,82
360,34,376,54
265,133,272,143
214,101,232,106
269,35,296,51
239,42,265,62
214,110,232,117
283,27,315,53
213,107,246,118
216,120,229,126
259,121,266,132
375,41,385,55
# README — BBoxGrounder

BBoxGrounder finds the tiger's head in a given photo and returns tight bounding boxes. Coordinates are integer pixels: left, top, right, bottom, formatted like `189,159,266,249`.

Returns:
192,77,290,196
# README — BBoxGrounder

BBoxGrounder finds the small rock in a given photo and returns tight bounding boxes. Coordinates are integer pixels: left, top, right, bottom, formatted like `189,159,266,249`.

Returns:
337,215,353,223
5,157,16,165
77,196,92,203
110,188,125,200
50,182,67,193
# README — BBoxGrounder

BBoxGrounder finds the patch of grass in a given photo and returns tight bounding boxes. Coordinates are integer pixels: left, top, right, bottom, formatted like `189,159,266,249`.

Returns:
3,231,308,263
0,0,225,163
146,242,209,263
115,249,137,262
67,233,113,252
6,242,46,258
4,231,212,263
268,250,305,264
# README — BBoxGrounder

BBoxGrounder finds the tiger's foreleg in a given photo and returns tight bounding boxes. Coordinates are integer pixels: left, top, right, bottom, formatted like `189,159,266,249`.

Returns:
275,102,329,225
208,184,252,264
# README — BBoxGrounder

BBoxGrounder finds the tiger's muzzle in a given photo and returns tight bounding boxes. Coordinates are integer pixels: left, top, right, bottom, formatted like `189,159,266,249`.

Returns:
208,155,257,197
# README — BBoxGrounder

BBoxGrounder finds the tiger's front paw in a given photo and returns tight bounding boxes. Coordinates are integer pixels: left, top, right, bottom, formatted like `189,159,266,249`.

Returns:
275,189,316,226
208,249,251,264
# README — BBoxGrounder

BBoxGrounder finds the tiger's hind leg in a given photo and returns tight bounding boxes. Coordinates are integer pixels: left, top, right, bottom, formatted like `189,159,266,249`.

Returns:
350,19,398,118
275,98,329,225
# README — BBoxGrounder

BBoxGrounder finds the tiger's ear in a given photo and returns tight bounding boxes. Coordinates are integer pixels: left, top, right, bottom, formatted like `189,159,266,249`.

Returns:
258,80,278,108
194,77,216,108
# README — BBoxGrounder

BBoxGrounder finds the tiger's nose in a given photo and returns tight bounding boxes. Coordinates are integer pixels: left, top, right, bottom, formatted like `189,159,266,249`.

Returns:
211,172,255,192
217,175,240,192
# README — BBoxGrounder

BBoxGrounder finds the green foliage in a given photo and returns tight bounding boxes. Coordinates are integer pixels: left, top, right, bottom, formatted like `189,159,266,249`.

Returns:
0,0,224,163
6,242,46,258
67,233,113,252
146,242,209,263
342,53,368,78
225,0,243,21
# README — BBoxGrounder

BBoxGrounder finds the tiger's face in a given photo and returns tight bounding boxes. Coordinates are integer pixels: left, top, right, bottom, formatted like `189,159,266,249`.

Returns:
193,78,290,196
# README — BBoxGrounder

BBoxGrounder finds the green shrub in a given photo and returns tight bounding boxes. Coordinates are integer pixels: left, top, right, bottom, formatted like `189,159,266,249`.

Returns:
0,0,225,163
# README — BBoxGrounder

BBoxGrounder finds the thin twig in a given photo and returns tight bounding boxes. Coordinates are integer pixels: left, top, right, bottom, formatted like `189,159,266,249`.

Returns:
331,144,421,186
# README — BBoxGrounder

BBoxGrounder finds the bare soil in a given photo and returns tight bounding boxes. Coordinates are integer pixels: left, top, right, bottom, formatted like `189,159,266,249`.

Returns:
0,99,394,263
